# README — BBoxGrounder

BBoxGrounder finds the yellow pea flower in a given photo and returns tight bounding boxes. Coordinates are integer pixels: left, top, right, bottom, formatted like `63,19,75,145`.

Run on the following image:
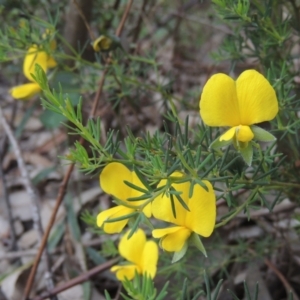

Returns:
152,172,216,252
92,34,120,52
93,35,113,52
97,162,151,234
10,42,57,100
200,70,278,144
111,229,158,281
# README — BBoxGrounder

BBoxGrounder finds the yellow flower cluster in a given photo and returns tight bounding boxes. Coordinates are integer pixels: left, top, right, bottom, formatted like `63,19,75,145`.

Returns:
97,162,216,281
98,69,279,282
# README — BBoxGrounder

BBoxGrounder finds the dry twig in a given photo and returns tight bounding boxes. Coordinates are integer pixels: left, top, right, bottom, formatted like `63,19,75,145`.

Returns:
32,258,119,300
264,258,300,300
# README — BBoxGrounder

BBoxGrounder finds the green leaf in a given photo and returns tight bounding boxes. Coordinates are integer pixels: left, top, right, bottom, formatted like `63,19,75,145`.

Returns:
209,136,232,150
83,282,91,300
251,125,276,142
40,108,66,129
33,64,48,89
156,281,169,300
189,232,207,257
104,211,138,223
86,247,106,264
172,242,188,263
65,194,81,241
47,222,65,252
104,290,113,300
239,143,253,166
32,166,56,185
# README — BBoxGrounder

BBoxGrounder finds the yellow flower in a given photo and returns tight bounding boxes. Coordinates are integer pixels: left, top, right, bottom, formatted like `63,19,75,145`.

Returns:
97,162,151,234
92,35,120,52
152,172,216,252
93,35,113,52
10,44,57,100
111,229,158,281
200,70,278,144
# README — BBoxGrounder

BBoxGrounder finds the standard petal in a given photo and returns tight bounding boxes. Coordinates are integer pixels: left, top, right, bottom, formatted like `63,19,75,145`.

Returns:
23,46,48,81
220,127,236,141
200,73,241,127
236,125,254,142
99,163,133,201
152,172,189,226
153,226,191,252
96,206,133,234
9,83,41,100
236,70,278,125
185,180,216,237
111,265,139,281
141,240,158,278
119,229,146,266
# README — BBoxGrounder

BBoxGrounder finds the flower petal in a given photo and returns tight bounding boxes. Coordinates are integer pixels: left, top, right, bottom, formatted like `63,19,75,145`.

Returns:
200,73,240,127
142,203,152,218
9,83,41,100
220,127,236,141
185,180,216,237
119,229,146,266
23,46,48,81
100,163,149,208
153,226,191,252
47,56,57,68
152,226,180,238
236,70,278,125
111,265,139,281
97,206,133,233
100,163,133,202
152,172,188,225
141,240,158,278
236,125,254,142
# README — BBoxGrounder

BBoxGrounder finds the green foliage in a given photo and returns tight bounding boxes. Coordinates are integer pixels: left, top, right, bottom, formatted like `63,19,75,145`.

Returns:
2,0,300,299
120,273,169,300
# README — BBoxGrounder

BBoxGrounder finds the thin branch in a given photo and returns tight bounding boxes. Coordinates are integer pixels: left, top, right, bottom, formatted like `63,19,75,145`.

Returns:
32,258,119,300
23,163,75,300
73,0,95,40
116,0,134,37
23,1,134,298
264,258,300,300
0,107,56,300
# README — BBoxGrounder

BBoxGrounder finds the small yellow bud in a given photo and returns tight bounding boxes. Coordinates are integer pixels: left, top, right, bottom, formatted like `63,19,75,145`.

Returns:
92,35,120,52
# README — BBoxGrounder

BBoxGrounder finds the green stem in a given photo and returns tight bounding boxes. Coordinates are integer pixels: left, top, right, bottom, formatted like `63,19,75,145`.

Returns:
215,187,259,228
